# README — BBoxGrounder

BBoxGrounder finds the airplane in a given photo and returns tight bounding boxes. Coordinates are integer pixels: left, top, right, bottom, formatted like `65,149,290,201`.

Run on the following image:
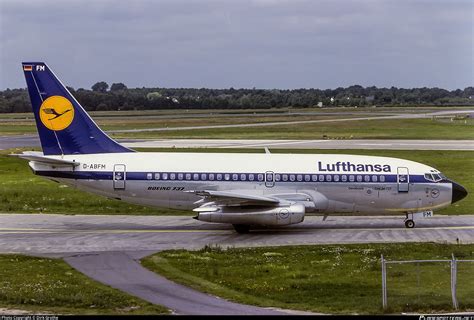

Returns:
14,62,468,233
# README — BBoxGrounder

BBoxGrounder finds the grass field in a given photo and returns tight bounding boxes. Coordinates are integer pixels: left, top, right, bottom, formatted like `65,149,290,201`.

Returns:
0,148,471,215
0,254,168,314
1,108,473,140
142,243,474,314
110,118,474,140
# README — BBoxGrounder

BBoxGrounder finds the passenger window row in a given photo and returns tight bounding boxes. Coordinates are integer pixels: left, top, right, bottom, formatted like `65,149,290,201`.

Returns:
145,172,387,183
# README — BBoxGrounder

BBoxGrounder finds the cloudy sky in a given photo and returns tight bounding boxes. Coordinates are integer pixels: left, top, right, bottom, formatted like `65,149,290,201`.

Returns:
0,0,472,90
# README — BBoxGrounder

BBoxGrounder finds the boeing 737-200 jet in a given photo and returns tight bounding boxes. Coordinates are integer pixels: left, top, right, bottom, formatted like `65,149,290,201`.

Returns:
15,62,468,233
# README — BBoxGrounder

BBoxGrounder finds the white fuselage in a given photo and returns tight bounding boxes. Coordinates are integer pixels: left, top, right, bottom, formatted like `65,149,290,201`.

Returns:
30,152,453,216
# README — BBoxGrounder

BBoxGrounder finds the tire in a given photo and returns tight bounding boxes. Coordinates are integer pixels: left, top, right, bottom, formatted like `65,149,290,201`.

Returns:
233,224,250,234
405,219,415,228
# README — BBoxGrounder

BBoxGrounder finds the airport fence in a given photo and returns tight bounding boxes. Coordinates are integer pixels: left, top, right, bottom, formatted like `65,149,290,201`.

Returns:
381,254,474,311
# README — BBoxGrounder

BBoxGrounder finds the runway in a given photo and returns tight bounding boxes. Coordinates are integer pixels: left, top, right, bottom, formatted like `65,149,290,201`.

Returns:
0,214,473,255
0,214,473,314
1,135,473,151
123,139,474,150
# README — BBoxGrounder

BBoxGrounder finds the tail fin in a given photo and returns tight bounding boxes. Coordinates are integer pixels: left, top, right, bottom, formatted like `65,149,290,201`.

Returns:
22,62,133,155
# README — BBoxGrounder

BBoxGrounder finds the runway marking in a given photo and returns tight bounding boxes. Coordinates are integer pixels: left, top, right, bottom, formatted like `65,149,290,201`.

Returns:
0,225,473,234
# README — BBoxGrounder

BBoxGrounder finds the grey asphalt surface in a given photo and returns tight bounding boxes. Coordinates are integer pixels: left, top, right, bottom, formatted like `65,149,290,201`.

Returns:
0,214,473,314
124,139,474,150
64,251,286,315
2,136,473,151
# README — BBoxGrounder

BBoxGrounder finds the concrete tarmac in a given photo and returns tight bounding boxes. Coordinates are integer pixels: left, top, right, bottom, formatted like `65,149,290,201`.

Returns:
1,135,473,151
0,214,473,314
123,139,474,150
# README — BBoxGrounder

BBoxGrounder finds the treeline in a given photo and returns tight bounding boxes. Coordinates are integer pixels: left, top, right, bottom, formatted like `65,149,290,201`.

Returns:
1,83,473,113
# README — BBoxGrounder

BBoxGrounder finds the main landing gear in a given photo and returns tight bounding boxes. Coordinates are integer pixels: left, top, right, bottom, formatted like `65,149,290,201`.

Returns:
404,213,415,228
233,224,250,234
404,219,415,228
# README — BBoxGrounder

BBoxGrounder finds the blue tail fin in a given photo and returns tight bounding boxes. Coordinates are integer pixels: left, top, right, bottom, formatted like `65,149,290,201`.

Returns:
22,62,133,155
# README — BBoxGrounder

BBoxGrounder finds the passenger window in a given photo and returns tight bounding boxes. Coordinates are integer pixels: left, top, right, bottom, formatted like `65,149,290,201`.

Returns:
372,175,378,182
357,175,362,182
266,173,274,181
185,173,191,180
241,174,246,181
349,175,355,182
304,175,310,182
334,175,340,182
209,173,215,180
217,174,223,181
249,174,255,181
364,175,370,182
224,174,230,181
326,175,332,182
154,173,160,180
380,175,385,182
258,174,264,181
275,174,281,182
232,174,238,181
319,174,324,181
170,173,176,180
193,173,199,180
289,175,296,182
297,175,303,182
282,174,288,181
178,173,184,180
201,173,207,180
341,175,347,182
162,173,168,180
147,173,153,180
312,175,318,182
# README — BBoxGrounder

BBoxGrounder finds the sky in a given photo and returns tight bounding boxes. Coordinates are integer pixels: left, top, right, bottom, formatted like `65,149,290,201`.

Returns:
0,0,473,90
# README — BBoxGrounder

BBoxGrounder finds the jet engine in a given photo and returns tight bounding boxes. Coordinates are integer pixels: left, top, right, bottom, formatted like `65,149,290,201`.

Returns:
194,203,305,226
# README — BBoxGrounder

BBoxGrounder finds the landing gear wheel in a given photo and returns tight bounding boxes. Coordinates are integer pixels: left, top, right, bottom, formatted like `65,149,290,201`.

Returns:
405,219,415,228
233,224,250,234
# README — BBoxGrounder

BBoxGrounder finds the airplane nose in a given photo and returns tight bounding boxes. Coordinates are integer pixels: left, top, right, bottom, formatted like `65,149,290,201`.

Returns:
452,181,468,204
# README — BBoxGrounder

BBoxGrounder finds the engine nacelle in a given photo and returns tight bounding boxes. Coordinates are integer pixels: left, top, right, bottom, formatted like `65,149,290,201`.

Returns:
195,203,305,226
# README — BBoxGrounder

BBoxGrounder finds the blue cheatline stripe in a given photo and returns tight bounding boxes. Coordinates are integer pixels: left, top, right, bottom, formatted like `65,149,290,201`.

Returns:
35,170,437,184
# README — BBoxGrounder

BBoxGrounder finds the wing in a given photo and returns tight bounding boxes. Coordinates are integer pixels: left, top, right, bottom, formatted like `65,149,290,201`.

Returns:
189,189,324,215
190,190,280,207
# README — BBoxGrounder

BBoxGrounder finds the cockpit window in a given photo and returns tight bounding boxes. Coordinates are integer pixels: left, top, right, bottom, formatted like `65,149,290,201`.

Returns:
425,173,442,182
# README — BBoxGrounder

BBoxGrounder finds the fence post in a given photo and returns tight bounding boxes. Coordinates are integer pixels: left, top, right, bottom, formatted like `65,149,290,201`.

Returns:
381,254,387,310
451,254,458,310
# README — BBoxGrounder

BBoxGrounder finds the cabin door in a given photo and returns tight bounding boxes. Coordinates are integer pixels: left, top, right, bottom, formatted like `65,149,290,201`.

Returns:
397,167,409,193
113,164,126,190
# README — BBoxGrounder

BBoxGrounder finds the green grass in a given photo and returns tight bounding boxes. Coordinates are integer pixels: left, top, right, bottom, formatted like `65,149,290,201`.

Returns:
0,148,471,215
110,118,474,140
0,254,168,314
1,109,473,140
142,243,474,314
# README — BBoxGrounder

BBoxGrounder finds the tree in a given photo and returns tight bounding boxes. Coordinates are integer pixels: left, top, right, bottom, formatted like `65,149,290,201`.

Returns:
110,83,127,91
91,81,109,93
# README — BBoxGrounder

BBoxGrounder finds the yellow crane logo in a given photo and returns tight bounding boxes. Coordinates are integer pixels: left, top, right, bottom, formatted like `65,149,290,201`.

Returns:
39,96,75,131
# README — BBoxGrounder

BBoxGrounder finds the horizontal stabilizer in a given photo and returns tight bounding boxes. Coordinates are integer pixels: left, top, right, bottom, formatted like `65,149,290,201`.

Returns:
10,152,80,166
